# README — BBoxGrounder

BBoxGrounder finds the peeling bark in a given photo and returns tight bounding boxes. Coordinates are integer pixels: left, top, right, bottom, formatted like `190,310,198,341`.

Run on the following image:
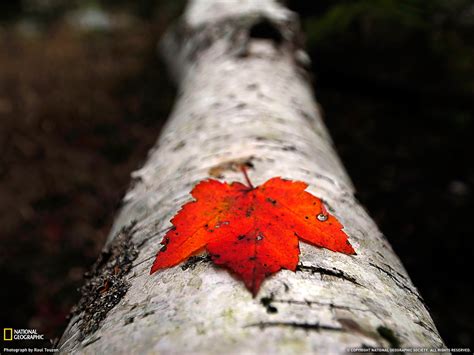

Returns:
59,0,446,353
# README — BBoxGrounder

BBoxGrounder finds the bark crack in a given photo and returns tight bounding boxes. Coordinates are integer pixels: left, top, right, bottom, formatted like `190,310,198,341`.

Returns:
369,262,425,304
247,321,343,332
260,294,385,323
296,264,363,286
181,254,212,270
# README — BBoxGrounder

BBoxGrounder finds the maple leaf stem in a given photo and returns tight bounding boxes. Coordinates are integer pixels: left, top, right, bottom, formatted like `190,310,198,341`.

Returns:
240,165,254,189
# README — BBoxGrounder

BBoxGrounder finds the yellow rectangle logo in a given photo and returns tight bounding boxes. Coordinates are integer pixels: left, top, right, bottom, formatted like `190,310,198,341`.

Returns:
4,328,13,341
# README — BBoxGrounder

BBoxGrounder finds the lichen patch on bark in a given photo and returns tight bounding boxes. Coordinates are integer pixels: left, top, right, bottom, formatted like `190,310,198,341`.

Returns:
71,221,138,340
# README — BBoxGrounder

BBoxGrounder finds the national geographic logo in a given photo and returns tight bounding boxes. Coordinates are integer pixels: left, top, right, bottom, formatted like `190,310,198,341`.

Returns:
3,328,12,341
3,328,44,341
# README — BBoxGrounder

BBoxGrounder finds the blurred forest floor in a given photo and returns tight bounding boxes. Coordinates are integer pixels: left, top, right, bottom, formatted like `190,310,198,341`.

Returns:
0,0,472,349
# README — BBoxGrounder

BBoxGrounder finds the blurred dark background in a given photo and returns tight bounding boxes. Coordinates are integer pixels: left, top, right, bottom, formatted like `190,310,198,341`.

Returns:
0,0,472,349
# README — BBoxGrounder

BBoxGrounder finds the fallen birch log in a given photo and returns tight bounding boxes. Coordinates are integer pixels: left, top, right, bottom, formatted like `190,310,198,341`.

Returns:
59,0,446,353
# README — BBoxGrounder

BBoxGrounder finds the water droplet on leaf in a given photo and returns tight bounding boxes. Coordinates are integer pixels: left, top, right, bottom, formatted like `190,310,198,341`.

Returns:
215,221,230,228
317,213,328,222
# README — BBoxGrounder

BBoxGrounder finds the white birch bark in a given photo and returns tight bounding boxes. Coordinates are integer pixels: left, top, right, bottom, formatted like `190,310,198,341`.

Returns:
59,0,447,353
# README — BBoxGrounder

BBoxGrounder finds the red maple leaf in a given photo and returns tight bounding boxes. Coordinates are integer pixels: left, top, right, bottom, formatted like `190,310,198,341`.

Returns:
150,168,355,296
